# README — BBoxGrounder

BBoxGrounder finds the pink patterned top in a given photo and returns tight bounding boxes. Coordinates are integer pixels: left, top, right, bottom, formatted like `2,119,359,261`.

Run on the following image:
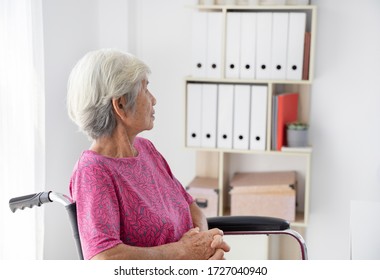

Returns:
69,137,194,260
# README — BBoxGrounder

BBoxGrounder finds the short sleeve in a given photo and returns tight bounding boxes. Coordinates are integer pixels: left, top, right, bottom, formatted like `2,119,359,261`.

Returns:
173,176,194,205
69,159,123,260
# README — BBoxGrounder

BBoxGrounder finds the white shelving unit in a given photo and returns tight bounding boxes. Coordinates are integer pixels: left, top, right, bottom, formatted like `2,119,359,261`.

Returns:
184,4,317,258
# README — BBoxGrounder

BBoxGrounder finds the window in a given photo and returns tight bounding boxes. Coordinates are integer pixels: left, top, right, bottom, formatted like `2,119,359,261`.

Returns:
0,0,45,259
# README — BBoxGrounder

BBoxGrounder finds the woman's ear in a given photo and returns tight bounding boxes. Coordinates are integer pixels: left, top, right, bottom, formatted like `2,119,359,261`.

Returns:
112,97,127,119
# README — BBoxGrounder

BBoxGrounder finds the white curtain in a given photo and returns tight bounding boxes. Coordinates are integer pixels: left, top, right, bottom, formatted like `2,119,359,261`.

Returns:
0,0,45,259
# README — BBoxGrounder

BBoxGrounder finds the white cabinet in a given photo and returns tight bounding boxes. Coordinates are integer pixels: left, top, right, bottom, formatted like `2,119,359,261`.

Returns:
185,4,317,259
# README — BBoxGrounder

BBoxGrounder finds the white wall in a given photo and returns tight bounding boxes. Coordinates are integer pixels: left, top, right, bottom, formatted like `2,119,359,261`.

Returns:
42,0,130,259
308,0,380,259
43,0,97,260
41,0,380,259
132,0,197,186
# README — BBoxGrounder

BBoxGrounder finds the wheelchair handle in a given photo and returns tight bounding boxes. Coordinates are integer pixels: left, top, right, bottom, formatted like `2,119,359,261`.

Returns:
9,191,73,212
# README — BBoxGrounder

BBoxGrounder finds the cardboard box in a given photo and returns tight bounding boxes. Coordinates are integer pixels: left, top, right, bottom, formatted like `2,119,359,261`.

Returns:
186,177,219,217
230,171,296,221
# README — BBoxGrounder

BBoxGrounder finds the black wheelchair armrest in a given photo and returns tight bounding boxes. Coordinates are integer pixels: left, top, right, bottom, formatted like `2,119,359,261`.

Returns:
208,215,308,260
207,216,290,232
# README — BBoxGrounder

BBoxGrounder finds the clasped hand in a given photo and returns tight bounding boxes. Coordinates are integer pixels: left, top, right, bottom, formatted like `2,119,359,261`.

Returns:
179,227,231,260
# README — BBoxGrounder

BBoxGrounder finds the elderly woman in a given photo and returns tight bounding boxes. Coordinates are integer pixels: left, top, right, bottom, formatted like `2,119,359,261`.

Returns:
66,49,230,260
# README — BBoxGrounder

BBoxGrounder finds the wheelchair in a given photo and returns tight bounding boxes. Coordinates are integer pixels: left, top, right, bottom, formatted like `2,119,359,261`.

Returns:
9,191,308,260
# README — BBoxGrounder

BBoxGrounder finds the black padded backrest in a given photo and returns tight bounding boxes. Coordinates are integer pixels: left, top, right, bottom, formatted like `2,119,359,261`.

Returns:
65,203,84,260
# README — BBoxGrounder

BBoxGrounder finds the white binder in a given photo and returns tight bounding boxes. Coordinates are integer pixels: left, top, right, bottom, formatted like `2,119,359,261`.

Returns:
206,12,223,78
250,85,268,151
217,84,234,149
233,85,251,150
256,13,272,80
186,83,202,147
240,12,257,79
191,12,208,77
225,12,241,79
201,84,218,148
271,13,289,80
286,12,306,80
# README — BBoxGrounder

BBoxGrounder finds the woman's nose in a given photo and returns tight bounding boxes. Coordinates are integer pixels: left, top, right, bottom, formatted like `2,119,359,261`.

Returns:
151,93,157,106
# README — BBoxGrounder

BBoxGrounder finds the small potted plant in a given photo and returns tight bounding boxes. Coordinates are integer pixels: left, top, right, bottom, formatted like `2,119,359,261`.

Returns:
286,122,309,147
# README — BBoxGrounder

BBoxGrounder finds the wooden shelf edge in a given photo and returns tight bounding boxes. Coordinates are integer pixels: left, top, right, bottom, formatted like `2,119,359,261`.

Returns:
185,146,312,156
184,76,312,85
187,4,316,11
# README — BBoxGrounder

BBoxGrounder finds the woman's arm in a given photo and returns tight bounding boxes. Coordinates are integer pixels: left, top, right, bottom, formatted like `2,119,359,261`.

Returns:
91,227,224,260
189,201,209,231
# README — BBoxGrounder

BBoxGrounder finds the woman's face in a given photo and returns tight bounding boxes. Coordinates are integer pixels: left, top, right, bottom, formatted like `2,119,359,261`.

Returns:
127,79,156,134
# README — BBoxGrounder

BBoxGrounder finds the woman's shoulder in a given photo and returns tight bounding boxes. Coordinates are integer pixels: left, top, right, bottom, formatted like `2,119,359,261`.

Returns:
80,150,105,161
74,150,113,172
135,137,156,151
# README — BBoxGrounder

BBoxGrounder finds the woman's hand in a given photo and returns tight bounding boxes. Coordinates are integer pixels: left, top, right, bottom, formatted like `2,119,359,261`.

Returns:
178,227,230,260
209,233,230,259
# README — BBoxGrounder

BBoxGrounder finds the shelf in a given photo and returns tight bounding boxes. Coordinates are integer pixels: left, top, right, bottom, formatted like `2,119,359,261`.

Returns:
188,4,316,12
291,211,307,227
185,4,315,258
185,76,313,85
185,146,312,156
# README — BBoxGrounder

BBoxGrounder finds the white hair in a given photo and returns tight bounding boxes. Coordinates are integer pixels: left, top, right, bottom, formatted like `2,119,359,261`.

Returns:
67,49,151,139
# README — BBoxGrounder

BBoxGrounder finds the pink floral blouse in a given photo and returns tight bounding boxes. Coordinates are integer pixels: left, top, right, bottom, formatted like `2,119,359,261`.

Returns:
69,137,194,260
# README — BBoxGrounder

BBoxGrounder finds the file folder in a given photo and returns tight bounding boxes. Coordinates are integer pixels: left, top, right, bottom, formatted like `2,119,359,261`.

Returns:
225,12,241,79
206,12,223,78
271,95,278,150
250,85,268,151
271,13,289,80
240,12,257,79
233,85,251,150
302,32,311,80
191,12,208,77
256,13,272,80
275,92,299,151
201,84,218,148
186,83,202,147
286,12,306,80
217,84,234,149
